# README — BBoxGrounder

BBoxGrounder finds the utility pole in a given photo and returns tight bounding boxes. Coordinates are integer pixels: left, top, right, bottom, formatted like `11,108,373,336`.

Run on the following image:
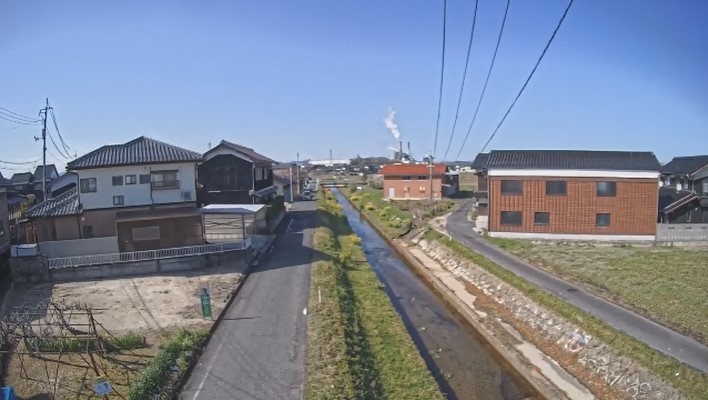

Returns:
296,153,300,197
35,98,50,201
428,153,434,203
289,163,294,203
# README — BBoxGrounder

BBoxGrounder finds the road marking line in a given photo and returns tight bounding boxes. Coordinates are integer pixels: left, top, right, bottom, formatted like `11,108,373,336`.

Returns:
286,219,294,233
191,337,226,400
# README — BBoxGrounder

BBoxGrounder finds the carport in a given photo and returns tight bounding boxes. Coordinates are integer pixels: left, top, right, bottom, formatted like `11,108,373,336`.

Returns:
200,204,267,244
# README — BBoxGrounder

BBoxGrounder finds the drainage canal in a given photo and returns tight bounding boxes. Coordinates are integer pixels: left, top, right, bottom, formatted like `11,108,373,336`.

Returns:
334,191,538,400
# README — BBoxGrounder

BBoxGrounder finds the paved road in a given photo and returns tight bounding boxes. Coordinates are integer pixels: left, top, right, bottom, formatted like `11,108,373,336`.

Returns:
446,200,708,373
181,201,315,400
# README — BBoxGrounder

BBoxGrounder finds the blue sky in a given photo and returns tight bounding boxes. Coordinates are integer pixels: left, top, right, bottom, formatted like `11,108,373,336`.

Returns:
1,0,706,176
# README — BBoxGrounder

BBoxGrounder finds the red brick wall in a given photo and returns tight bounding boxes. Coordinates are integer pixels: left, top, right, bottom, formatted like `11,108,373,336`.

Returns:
383,176,443,200
488,176,658,235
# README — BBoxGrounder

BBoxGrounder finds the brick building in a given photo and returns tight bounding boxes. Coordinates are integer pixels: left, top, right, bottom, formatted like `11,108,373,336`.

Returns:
485,150,661,241
381,163,447,201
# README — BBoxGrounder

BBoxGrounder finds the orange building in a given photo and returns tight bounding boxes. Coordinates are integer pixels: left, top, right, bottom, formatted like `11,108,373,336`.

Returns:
381,163,447,201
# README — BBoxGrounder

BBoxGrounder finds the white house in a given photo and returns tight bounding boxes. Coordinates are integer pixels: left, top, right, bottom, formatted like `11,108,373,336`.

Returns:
54,136,205,250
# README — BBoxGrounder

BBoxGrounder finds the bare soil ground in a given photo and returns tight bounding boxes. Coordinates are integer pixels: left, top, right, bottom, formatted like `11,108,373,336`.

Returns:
1,264,245,399
488,238,708,345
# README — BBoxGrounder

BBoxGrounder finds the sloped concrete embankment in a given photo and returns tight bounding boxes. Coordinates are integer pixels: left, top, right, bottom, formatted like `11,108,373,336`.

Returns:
414,237,685,400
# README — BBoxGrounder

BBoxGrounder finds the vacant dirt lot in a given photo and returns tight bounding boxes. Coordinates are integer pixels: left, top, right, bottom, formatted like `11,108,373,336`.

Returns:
489,238,708,345
1,264,246,398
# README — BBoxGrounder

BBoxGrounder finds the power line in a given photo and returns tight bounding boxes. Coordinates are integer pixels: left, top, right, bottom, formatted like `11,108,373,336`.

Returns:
49,107,71,153
0,106,41,123
47,130,71,159
0,113,40,125
455,0,511,161
432,0,448,158
0,157,42,165
442,0,480,162
479,0,574,154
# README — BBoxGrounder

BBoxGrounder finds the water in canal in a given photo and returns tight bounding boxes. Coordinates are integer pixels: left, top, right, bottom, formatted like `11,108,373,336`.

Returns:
334,191,537,400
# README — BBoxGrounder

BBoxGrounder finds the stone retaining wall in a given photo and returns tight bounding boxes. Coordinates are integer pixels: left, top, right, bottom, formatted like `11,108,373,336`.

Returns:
418,238,683,400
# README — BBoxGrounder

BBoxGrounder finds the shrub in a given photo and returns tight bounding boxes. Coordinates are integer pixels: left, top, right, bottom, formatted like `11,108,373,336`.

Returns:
128,329,208,400
364,202,376,211
105,331,146,351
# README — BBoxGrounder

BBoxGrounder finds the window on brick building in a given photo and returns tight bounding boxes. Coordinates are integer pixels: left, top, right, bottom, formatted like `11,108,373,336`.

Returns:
500,211,522,225
545,180,567,195
596,213,611,227
501,180,522,195
534,212,550,225
597,181,617,197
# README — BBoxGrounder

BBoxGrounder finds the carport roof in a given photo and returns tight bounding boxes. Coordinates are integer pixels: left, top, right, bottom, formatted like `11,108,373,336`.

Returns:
200,204,265,214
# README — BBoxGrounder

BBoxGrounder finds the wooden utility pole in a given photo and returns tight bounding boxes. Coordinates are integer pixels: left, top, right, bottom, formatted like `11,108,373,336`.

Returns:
296,153,300,196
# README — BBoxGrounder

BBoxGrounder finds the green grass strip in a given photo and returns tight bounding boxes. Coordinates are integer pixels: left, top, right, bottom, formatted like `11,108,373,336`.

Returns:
304,191,444,400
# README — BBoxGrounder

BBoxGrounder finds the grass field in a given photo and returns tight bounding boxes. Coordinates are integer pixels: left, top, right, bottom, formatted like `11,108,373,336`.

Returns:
488,237,708,345
425,231,708,400
347,189,453,238
304,190,443,400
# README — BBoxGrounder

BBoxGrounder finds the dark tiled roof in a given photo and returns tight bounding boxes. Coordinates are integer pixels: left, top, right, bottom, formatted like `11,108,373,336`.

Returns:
470,153,489,170
27,187,79,218
208,140,276,164
10,172,32,184
67,136,202,170
660,155,708,175
33,164,58,181
0,172,10,186
486,150,660,171
381,163,447,176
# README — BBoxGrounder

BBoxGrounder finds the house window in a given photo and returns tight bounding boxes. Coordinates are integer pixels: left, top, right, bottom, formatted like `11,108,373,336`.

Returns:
702,181,708,196
500,211,522,226
401,176,412,181
112,176,123,186
596,213,611,227
132,226,160,241
125,175,137,185
501,180,522,195
545,181,567,195
82,225,94,238
534,212,550,225
79,178,97,193
139,174,151,184
113,195,125,206
597,181,617,197
418,176,427,180
151,170,179,189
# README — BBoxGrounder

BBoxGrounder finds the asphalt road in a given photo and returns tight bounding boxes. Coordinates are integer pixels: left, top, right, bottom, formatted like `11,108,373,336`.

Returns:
446,200,708,373
180,201,316,400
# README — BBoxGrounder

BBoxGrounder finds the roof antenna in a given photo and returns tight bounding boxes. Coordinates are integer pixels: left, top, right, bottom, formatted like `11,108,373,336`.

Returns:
208,142,212,150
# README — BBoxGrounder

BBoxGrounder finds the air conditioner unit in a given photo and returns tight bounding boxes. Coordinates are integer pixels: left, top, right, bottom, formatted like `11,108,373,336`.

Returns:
182,191,192,200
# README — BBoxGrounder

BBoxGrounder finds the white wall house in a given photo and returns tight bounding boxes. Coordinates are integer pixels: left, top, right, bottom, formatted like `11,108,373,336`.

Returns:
77,162,197,210
67,136,203,211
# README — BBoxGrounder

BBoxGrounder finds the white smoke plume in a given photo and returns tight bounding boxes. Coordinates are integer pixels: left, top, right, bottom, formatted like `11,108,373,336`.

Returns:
383,107,400,140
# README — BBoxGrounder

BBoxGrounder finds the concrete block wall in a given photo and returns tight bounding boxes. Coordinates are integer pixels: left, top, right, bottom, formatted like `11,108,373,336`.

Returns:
656,223,708,242
10,255,49,283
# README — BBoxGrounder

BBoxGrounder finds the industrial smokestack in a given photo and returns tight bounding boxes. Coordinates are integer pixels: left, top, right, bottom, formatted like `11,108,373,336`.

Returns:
407,142,411,156
399,141,403,161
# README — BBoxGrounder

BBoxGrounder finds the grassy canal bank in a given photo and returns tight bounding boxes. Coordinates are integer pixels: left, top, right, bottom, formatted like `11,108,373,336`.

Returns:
304,190,444,400
342,188,706,399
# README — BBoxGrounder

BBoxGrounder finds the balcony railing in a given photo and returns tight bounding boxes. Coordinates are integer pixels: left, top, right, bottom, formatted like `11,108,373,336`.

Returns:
47,238,251,269
151,180,180,190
